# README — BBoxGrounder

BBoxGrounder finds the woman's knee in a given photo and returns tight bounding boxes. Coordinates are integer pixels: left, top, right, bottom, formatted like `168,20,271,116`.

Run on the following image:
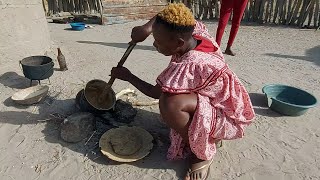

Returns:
159,93,197,114
159,93,197,142
159,93,197,127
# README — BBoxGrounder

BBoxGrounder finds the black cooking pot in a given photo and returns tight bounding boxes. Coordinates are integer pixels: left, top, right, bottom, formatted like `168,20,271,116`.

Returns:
76,89,114,114
20,56,54,81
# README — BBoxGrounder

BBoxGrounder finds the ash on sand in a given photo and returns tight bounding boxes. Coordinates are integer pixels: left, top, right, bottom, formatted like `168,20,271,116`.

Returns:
61,99,138,144
60,112,96,143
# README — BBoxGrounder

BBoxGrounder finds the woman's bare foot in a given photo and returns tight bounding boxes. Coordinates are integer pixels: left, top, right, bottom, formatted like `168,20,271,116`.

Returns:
184,154,213,180
225,46,236,56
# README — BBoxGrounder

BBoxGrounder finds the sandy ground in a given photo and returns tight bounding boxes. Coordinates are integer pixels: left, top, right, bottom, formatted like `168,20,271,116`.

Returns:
0,20,319,180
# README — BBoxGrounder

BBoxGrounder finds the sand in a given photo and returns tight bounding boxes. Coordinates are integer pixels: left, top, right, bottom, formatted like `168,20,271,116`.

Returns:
0,21,319,180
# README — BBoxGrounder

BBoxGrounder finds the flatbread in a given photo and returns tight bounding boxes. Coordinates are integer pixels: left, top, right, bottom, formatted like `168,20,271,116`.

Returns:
99,126,153,162
110,130,142,156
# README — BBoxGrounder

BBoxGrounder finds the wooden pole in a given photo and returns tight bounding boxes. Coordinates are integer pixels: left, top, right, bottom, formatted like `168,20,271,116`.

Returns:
264,0,270,23
214,0,219,19
203,0,209,19
253,0,261,21
280,0,287,24
258,0,266,23
88,0,95,14
273,0,280,23
314,0,319,27
307,0,316,27
290,0,303,25
58,0,63,12
297,0,311,26
97,0,104,25
198,0,204,19
299,0,314,27
83,0,89,14
209,0,214,19
70,0,75,13
63,0,68,12
286,0,294,24
269,0,274,23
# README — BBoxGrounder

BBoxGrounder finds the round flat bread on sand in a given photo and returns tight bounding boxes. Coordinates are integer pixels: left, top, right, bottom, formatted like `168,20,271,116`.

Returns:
110,130,142,156
99,126,153,162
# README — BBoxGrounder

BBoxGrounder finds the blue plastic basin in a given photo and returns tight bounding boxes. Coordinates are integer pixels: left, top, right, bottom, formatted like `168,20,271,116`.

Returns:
70,23,86,31
262,84,317,116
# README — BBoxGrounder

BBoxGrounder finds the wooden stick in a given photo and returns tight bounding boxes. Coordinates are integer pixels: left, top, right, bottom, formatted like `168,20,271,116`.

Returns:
58,0,63,12
298,0,311,26
83,0,89,14
79,0,83,14
314,0,319,27
47,0,52,15
88,0,94,14
97,0,104,25
258,0,266,23
244,0,250,21
116,88,135,100
286,0,294,24
280,0,287,24
269,0,274,23
249,0,254,21
300,0,315,27
63,0,68,12
42,0,47,15
264,0,270,23
77,0,81,13
194,0,200,19
71,0,75,13
297,0,308,26
205,0,210,20
209,0,214,19
131,100,159,106
98,44,136,103
198,0,204,19
268,0,273,23
93,0,98,13
290,0,303,25
74,0,78,13
106,44,136,86
67,0,71,12
53,0,59,14
214,0,219,19
307,0,316,27
273,0,280,23
84,131,96,145
254,0,261,21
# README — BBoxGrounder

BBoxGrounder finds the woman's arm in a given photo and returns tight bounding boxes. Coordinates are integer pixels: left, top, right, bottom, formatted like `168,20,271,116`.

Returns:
127,74,162,99
111,66,162,99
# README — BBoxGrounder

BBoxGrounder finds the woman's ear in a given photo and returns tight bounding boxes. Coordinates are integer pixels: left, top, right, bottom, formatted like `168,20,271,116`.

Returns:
177,37,185,48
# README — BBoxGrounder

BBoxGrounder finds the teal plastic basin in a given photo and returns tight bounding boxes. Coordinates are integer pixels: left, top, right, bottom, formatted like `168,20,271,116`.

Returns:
262,84,317,116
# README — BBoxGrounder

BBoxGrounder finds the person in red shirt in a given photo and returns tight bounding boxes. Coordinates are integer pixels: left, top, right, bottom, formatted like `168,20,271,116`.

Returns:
216,0,248,56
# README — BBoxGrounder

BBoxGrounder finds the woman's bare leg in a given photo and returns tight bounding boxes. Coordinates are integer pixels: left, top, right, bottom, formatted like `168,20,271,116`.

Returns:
159,93,212,180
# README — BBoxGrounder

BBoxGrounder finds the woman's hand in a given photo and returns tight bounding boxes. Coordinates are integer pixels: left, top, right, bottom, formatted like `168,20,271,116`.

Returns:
130,25,152,43
111,67,133,82
112,66,161,99
130,16,155,43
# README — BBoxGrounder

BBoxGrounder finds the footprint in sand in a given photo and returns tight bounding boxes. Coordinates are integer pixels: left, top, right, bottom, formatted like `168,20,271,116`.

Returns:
159,173,175,180
144,169,176,180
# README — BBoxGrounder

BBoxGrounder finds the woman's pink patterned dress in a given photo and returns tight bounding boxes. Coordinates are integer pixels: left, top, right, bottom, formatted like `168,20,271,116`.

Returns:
156,21,255,161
